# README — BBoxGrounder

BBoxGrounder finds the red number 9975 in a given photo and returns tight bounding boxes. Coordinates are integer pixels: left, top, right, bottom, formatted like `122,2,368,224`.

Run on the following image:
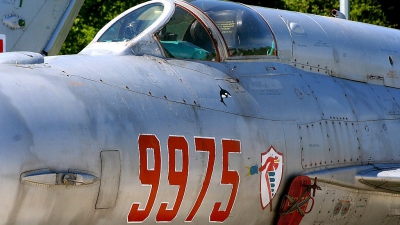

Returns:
127,134,241,223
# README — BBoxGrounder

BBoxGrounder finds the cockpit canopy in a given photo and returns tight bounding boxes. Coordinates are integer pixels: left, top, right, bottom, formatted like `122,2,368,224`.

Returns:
192,1,276,57
98,3,164,42
87,0,277,60
156,5,218,61
82,0,400,89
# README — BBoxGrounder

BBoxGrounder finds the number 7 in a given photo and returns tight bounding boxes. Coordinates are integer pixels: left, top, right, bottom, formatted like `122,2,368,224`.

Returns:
185,137,216,222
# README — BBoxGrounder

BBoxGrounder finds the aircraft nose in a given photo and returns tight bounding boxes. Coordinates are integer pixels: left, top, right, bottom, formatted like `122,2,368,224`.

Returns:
0,68,98,222
0,88,37,220
0,89,35,164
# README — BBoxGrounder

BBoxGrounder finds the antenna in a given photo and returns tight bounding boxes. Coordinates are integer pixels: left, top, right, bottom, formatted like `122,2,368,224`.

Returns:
340,0,349,20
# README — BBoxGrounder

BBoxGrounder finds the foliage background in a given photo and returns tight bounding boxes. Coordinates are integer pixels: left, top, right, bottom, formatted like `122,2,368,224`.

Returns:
60,0,400,55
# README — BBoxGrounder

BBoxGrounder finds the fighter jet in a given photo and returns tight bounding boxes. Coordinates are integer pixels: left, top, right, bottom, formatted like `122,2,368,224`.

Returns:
0,0,399,224
0,0,84,55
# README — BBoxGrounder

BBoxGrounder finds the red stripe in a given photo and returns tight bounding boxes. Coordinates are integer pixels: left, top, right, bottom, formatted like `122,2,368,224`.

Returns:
0,39,3,53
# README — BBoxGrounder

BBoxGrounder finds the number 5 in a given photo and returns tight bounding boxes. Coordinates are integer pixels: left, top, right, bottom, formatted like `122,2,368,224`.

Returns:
210,139,241,222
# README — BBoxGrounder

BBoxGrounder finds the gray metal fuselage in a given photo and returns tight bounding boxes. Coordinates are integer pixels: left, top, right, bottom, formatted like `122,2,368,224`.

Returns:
0,0,400,224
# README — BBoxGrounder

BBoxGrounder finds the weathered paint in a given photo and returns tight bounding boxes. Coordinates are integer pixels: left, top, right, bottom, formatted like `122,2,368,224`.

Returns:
0,0,399,224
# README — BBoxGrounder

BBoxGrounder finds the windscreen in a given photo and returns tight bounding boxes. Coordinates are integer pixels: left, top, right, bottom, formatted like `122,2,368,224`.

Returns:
98,3,164,42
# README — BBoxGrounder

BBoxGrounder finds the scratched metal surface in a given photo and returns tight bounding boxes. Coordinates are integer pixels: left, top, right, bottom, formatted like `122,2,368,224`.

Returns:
0,55,284,224
1,0,400,224
255,6,400,89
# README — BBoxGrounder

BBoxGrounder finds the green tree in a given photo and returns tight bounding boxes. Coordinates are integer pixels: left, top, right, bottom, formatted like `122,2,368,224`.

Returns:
282,0,391,27
378,0,400,28
283,0,337,15
234,0,397,28
349,0,390,27
233,0,286,9
60,0,146,54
